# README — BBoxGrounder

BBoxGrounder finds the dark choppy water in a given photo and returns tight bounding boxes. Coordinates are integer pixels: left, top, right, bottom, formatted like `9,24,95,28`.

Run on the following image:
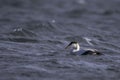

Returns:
0,0,120,80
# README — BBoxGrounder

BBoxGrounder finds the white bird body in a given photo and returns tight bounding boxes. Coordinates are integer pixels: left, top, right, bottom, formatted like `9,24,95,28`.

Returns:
65,41,102,55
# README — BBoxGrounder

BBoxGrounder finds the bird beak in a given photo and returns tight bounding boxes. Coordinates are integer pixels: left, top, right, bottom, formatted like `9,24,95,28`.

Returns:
65,42,72,49
65,45,69,49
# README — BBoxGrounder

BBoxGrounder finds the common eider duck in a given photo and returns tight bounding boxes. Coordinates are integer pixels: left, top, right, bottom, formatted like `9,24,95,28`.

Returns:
65,41,102,55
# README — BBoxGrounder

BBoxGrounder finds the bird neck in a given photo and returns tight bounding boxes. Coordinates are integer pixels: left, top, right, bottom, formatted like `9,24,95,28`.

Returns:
73,43,80,52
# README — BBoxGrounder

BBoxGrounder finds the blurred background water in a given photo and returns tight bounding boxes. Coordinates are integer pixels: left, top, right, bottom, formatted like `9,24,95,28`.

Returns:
0,0,120,80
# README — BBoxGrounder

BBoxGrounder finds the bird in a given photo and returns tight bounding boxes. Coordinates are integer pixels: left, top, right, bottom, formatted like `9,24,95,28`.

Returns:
65,41,102,55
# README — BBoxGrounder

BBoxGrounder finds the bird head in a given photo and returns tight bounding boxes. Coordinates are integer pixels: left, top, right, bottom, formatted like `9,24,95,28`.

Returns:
65,41,80,52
